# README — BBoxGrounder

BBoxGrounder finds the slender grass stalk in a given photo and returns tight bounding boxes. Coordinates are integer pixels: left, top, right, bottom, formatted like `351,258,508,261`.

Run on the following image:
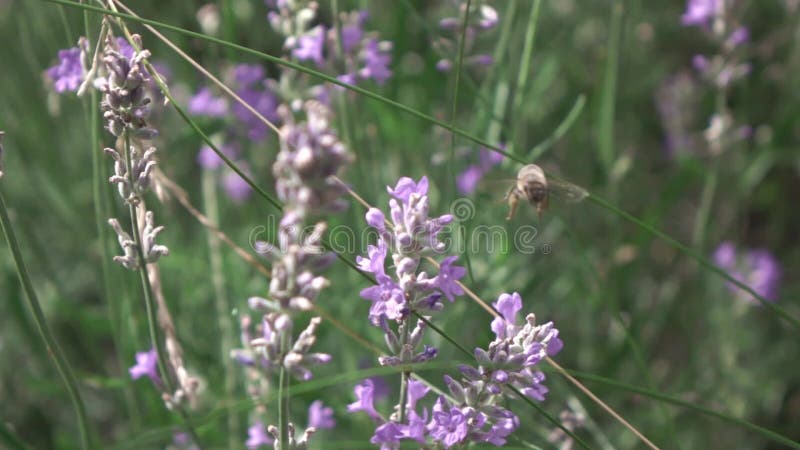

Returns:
0,420,35,450
0,190,93,450
527,94,586,162
509,0,542,155
598,0,624,177
201,170,239,449
278,335,290,450
447,0,474,284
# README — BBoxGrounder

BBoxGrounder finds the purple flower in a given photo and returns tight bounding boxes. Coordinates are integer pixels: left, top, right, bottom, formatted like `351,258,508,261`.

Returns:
712,241,781,302
387,176,428,204
359,39,392,85
370,421,403,447
341,11,368,53
360,275,406,324
233,83,279,141
47,47,83,93
196,143,237,170
456,166,483,195
348,379,384,421
246,421,273,449
129,348,160,385
222,169,252,202
435,256,466,301
308,400,335,429
188,87,228,117
427,397,469,448
727,27,750,47
233,64,265,87
356,241,387,275
457,148,504,195
292,25,326,66
681,0,718,26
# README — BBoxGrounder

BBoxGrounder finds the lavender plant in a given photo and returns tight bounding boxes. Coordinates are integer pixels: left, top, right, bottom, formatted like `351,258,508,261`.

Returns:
350,176,563,448
233,99,352,448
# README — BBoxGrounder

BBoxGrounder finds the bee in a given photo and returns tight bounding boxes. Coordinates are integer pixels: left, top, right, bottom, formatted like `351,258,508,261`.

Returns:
505,164,588,220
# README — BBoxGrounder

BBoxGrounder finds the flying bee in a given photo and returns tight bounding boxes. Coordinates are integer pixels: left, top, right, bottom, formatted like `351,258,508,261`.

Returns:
505,164,588,221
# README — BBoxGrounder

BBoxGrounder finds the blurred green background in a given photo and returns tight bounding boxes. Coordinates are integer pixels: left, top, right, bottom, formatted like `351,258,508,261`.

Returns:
1,0,799,448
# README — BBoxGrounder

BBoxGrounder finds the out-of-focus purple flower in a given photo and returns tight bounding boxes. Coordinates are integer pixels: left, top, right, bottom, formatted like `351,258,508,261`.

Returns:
436,256,466,301
222,169,252,202
233,81,280,141
456,166,483,195
457,148,504,195
436,59,453,72
246,421,273,449
712,241,781,302
692,54,710,72
359,39,393,84
681,0,718,26
347,379,383,421
116,37,134,60
341,11,368,53
727,27,749,47
308,400,335,429
47,47,83,93
188,87,228,117
129,348,160,385
196,143,238,170
233,64,265,87
292,25,326,65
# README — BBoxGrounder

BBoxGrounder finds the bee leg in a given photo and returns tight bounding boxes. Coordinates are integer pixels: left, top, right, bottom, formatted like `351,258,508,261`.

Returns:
506,194,519,221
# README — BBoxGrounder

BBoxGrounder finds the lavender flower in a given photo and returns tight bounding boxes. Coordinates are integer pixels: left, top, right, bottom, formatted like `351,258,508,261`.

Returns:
267,4,393,86
434,2,498,73
308,400,335,429
681,0,718,27
274,101,352,219
456,148,505,195
246,421,273,449
99,34,156,138
196,142,237,170
231,68,280,141
358,176,463,324
713,241,782,302
188,87,229,117
47,42,86,93
129,347,161,385
222,168,253,203
108,212,169,270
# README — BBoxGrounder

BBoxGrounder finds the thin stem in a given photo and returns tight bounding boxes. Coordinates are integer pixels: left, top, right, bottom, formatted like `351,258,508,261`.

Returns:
278,334,290,450
0,191,93,450
397,320,412,423
509,0,541,154
201,170,239,449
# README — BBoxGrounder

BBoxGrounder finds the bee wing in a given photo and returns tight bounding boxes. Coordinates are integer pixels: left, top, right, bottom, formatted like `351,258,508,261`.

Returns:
548,178,589,203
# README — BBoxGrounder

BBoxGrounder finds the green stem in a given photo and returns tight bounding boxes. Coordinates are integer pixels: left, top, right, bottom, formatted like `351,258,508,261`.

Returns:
0,417,35,450
397,320,411,423
0,191,93,450
509,0,542,154
598,0,624,177
201,170,239,449
278,334,290,450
